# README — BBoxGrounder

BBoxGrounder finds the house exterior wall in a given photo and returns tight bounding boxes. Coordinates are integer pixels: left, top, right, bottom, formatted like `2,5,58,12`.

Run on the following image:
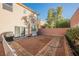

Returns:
0,3,37,37
70,8,79,27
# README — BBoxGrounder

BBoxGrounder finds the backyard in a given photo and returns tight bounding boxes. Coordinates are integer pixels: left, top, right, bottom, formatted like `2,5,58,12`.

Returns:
0,3,79,56
8,35,73,56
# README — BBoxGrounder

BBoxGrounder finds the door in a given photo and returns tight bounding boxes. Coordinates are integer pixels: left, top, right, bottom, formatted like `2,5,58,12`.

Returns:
25,25,29,36
20,27,25,37
32,24,37,36
15,26,20,37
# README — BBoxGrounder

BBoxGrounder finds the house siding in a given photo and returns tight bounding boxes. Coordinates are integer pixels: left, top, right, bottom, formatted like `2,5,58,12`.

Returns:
0,3,37,36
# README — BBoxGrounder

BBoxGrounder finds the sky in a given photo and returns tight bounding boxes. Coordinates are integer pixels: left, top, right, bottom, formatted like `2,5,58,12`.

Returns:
23,3,79,21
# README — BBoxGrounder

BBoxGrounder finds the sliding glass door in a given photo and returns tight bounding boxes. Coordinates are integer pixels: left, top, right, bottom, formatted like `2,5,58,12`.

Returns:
32,24,37,36
15,26,26,37
20,27,25,37
15,26,20,37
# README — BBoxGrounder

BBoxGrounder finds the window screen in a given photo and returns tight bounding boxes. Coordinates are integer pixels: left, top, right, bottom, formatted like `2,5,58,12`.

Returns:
2,3,13,12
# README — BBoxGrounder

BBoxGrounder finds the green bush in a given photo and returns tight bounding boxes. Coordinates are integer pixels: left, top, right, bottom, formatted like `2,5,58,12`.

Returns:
66,27,79,55
66,27,79,41
55,19,70,28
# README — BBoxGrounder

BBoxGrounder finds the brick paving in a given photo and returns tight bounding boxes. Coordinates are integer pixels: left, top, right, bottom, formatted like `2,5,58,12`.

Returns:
0,35,5,56
55,37,65,56
0,42,5,56
12,35,52,55
10,35,73,56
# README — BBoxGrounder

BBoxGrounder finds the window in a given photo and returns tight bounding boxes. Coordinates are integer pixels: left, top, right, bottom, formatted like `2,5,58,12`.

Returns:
23,9,29,14
23,10,27,14
20,27,25,37
32,24,36,31
2,3,13,12
15,26,26,37
31,24,37,36
15,26,20,37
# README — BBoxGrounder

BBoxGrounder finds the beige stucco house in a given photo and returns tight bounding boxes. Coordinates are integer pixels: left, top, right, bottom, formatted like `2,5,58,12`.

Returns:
0,3,38,37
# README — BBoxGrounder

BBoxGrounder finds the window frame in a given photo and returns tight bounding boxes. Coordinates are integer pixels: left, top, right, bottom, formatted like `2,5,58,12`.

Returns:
2,3,13,12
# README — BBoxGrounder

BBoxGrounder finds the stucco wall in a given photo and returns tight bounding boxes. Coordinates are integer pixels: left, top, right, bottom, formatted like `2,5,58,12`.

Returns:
0,3,35,35
38,28,68,36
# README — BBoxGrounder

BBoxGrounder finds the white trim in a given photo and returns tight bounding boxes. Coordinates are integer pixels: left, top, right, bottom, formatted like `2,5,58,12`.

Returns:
2,35,17,56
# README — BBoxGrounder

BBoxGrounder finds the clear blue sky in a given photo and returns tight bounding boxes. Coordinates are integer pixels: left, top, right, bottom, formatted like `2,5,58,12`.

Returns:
23,3,79,21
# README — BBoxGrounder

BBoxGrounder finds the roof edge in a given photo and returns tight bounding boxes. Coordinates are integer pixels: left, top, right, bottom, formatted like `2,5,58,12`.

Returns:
71,8,79,21
16,3,37,14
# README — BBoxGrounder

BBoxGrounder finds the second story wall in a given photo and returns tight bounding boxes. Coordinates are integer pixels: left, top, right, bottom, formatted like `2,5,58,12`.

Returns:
0,3,37,34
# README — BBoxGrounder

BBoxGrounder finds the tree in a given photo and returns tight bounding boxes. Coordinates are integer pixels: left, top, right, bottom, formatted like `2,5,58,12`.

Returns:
47,8,55,24
55,6,64,27
57,6,63,20
46,8,56,28
57,6,63,17
44,6,70,28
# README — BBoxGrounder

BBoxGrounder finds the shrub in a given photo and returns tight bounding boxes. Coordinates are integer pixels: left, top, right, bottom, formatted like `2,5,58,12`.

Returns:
66,27,79,55
55,19,70,28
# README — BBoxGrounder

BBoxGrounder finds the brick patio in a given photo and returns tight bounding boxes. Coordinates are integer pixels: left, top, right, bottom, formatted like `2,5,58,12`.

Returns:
0,36,5,56
10,35,73,56
0,42,5,56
